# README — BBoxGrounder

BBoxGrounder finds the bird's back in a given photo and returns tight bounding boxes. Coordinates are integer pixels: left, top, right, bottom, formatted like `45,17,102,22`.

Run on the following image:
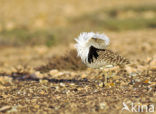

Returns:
87,46,129,68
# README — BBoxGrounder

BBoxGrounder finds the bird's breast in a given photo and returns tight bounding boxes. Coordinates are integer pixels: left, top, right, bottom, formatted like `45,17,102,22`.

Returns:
86,60,108,68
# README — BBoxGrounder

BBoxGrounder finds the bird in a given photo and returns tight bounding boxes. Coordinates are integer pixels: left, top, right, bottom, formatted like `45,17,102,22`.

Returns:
75,32,129,69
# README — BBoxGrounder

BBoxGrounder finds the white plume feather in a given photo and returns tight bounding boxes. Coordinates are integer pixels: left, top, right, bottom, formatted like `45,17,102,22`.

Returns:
75,32,110,63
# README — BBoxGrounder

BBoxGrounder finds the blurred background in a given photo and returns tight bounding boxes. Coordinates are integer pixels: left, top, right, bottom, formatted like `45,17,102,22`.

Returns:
0,0,156,70
0,0,156,47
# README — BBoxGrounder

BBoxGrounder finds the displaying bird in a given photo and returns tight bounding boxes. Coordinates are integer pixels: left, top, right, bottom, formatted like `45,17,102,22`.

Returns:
75,32,129,69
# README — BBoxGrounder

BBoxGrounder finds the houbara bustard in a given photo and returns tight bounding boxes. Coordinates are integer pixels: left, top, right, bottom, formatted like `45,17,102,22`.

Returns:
75,32,129,83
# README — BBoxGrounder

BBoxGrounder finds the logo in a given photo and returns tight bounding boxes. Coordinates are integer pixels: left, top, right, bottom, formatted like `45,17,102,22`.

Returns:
122,102,155,112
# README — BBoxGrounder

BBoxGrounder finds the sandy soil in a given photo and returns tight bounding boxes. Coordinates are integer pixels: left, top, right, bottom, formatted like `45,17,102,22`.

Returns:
0,29,155,113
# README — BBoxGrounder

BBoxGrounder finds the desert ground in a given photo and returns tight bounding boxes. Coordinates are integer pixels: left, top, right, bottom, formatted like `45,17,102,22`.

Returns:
0,0,156,113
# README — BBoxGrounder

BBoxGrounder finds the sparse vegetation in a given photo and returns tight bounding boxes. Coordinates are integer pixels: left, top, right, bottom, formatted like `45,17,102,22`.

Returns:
0,4,156,46
0,0,156,113
0,28,56,46
72,5,156,31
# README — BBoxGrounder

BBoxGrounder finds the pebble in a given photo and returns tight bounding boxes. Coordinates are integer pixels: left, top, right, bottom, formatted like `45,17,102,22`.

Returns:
81,74,87,78
129,72,137,77
144,80,150,84
150,66,156,71
99,102,107,110
150,59,156,65
34,71,43,78
40,91,46,95
0,77,12,85
39,79,48,84
98,82,104,87
55,86,60,91
49,69,59,75
70,83,75,86
60,83,66,87
34,105,40,109
7,106,17,113
125,65,137,73
0,106,11,112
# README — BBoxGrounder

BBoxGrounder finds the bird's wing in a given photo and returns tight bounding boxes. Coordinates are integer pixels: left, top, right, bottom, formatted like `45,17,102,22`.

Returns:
88,46,99,63
96,49,130,65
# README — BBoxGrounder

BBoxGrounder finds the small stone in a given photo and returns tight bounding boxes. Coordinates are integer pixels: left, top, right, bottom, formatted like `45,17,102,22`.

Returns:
81,74,87,78
129,72,137,77
149,58,156,71
55,86,60,91
144,80,150,84
39,79,48,84
70,103,77,108
0,106,11,112
7,106,17,113
34,105,40,109
146,57,152,63
109,83,115,87
65,90,71,95
70,83,75,86
40,91,46,95
49,69,59,75
32,99,37,103
151,82,156,86
125,65,137,73
0,77,12,85
60,83,66,87
150,58,156,66
57,72,64,76
34,71,43,78
150,66,156,71
99,82,104,87
0,85,5,89
99,102,107,109
112,76,120,80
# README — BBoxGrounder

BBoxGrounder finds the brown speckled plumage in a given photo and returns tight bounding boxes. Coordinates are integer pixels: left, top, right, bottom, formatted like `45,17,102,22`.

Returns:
87,46,129,68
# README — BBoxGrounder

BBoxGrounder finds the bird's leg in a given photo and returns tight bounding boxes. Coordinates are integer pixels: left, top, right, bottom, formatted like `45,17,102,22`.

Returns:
101,65,114,85
104,71,108,84
100,67,109,85
99,68,103,79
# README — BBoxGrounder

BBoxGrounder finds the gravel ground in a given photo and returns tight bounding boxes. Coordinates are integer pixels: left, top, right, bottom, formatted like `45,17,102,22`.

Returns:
0,30,156,114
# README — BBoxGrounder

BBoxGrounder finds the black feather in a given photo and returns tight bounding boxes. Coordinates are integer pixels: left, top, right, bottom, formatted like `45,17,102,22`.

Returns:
88,46,99,63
